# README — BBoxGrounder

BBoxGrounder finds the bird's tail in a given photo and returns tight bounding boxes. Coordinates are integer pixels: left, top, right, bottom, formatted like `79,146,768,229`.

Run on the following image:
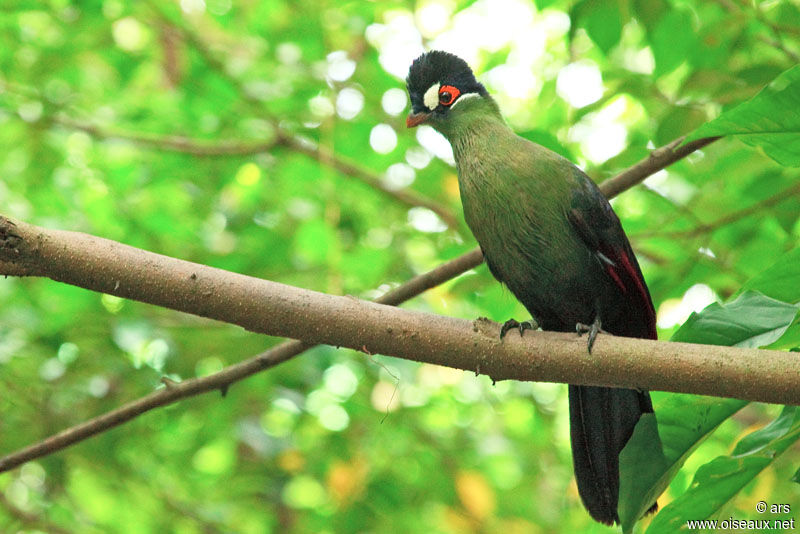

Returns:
568,385,656,525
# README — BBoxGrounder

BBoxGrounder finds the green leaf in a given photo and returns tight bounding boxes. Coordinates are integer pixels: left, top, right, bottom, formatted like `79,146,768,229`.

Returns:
791,466,800,484
767,319,800,351
649,9,695,76
689,65,800,166
620,287,797,530
645,406,800,534
655,106,708,146
740,247,800,304
619,396,747,533
631,0,668,34
618,414,668,533
583,2,622,54
671,291,799,348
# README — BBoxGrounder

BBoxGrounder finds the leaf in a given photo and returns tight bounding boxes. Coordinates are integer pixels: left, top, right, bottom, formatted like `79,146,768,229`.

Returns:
618,396,747,533
740,247,800,304
649,9,696,76
689,65,800,166
767,319,800,351
584,2,622,54
655,106,708,146
619,288,796,529
671,291,799,348
791,466,800,485
631,0,668,34
618,414,668,533
645,407,800,534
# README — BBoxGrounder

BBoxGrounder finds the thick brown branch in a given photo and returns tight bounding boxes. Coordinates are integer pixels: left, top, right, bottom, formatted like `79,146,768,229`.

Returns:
1,215,796,409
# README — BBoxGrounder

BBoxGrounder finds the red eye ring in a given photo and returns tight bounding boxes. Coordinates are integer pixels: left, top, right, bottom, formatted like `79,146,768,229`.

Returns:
438,85,460,106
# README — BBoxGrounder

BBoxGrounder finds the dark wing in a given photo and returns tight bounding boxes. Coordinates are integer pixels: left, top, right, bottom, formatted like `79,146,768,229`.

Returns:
566,169,657,340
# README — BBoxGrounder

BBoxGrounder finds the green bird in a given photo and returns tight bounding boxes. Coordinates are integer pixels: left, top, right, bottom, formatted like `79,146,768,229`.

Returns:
405,51,659,525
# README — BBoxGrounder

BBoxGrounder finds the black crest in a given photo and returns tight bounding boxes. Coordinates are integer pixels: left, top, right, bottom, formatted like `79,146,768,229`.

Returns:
406,51,487,113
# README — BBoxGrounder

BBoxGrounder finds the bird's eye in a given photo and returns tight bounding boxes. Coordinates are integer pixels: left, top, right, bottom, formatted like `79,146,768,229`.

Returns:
438,85,460,106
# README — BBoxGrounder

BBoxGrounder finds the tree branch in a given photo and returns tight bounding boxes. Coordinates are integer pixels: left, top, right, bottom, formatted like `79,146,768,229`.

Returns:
54,116,282,156
635,181,800,239
272,130,460,229
600,136,721,198
1,214,796,406
0,134,718,472
45,115,461,229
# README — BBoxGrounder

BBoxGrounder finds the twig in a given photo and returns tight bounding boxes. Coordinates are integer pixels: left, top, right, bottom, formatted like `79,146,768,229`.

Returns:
42,114,460,227
636,181,800,239
0,134,713,472
53,116,281,156
600,136,720,198
274,130,460,228
713,0,800,63
757,35,800,63
753,4,800,63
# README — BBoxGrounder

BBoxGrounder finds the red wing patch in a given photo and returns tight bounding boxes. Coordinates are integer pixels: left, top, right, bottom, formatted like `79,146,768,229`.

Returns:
604,246,657,340
567,199,657,340
604,263,626,293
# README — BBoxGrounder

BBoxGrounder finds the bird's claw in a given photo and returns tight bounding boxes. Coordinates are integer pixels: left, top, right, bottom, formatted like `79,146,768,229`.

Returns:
500,318,538,339
575,316,606,354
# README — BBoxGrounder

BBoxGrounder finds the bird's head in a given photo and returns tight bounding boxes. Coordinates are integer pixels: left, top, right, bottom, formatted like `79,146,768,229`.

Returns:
405,51,490,132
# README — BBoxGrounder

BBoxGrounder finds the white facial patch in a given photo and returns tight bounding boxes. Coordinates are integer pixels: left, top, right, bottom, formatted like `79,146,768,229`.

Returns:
449,92,480,109
423,83,440,110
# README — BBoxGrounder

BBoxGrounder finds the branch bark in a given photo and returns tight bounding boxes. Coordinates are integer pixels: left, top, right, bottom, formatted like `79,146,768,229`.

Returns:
1,214,797,407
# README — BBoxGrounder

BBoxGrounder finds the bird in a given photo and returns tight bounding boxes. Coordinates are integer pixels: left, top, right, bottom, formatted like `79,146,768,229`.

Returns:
405,50,658,525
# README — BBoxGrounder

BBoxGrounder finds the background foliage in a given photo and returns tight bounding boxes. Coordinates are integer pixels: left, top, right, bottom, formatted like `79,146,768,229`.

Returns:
1,0,800,532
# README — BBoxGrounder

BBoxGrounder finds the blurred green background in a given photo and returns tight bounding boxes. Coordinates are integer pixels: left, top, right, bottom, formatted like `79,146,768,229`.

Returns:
1,0,800,532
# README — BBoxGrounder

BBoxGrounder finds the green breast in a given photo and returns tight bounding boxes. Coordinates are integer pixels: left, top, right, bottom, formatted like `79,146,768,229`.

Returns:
450,126,600,327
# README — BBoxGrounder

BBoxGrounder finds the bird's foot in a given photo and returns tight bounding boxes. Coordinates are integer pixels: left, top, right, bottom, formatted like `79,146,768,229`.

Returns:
575,316,607,354
500,318,538,339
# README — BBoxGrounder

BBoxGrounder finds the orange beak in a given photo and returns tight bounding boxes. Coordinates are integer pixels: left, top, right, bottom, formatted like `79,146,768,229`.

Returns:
406,111,431,128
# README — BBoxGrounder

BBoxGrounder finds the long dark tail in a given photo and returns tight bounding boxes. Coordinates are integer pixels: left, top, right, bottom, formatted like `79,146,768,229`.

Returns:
568,385,655,525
